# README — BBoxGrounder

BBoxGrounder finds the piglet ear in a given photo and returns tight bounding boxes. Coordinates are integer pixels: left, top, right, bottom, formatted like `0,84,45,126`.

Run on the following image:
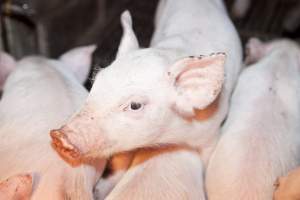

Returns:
168,53,226,116
59,45,96,84
0,52,16,90
116,10,139,58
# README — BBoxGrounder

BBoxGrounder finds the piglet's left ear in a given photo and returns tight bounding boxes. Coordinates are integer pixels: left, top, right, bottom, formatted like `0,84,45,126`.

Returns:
59,45,96,84
168,53,226,116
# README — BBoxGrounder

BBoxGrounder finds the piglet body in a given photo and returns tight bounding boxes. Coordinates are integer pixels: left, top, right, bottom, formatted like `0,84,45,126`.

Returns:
102,147,204,200
206,39,300,199
0,47,105,199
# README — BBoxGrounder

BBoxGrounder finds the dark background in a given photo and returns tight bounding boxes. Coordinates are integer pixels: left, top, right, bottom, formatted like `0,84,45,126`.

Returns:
1,0,300,89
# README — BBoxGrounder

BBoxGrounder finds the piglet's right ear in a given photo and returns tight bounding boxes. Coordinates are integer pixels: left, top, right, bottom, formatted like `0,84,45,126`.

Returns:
0,52,16,90
168,53,226,117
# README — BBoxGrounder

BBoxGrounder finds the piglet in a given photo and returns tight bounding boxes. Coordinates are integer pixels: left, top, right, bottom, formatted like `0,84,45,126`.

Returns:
206,38,300,199
0,173,32,200
274,166,300,200
94,11,209,200
0,46,106,200
51,0,242,198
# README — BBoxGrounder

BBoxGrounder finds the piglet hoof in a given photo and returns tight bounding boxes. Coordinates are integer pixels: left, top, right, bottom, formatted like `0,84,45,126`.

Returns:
0,173,33,200
50,129,82,167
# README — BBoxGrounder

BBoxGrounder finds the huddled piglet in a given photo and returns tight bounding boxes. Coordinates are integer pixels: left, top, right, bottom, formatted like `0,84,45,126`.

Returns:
94,10,206,200
206,38,300,200
0,46,106,200
51,0,242,199
0,173,32,200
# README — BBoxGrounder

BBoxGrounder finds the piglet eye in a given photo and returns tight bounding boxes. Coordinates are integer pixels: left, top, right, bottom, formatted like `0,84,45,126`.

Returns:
130,102,142,110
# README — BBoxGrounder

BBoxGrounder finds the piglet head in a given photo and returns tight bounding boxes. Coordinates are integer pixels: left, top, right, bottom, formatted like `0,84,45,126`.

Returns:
50,52,225,165
50,11,226,166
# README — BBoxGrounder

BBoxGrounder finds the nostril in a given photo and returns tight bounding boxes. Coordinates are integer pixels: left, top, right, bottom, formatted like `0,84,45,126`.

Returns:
50,129,82,167
50,130,75,150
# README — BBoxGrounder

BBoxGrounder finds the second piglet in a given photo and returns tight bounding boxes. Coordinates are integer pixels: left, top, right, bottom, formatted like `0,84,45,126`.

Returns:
206,38,300,200
0,47,106,200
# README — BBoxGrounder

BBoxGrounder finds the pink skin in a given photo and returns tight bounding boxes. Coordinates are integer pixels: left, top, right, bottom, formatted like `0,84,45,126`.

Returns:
51,106,105,166
50,0,241,168
274,167,300,200
0,173,32,200
50,2,242,198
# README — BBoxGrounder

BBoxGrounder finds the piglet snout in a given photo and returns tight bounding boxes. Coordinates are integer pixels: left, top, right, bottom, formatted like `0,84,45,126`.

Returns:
50,108,105,166
50,128,83,167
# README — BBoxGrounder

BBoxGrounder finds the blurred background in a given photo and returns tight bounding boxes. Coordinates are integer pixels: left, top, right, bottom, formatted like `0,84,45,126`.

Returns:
1,0,300,89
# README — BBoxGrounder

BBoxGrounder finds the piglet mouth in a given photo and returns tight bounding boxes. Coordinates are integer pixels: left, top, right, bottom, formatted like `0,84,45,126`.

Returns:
50,129,82,167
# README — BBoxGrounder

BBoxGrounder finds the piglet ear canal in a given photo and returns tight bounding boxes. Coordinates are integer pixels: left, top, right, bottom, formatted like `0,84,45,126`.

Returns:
168,53,226,116
116,10,139,58
0,52,16,90
59,45,96,84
